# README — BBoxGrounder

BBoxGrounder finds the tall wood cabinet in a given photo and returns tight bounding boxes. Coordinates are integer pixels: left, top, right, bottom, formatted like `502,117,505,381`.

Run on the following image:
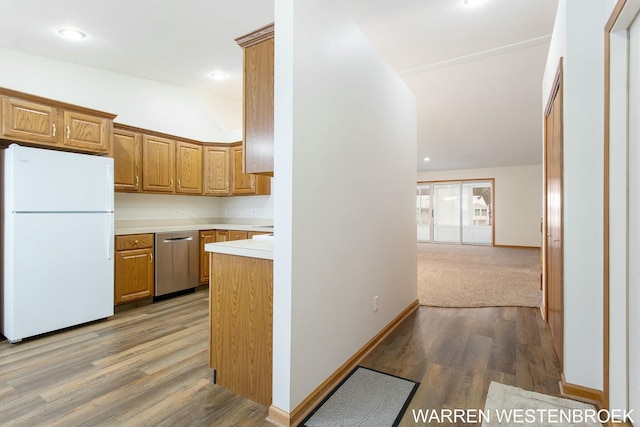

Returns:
236,24,274,176
0,89,115,154
115,234,154,305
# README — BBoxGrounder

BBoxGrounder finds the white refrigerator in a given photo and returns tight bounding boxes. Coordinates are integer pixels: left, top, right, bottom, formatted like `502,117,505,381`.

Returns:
2,144,114,343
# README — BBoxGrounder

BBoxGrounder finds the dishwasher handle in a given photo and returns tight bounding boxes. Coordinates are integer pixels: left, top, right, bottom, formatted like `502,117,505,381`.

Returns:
163,236,194,243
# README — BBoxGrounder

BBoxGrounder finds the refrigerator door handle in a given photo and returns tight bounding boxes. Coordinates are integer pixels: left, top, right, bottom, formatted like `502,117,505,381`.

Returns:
106,164,114,212
107,213,114,260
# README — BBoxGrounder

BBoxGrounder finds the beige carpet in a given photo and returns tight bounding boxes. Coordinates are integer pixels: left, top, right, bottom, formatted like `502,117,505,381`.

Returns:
418,243,542,307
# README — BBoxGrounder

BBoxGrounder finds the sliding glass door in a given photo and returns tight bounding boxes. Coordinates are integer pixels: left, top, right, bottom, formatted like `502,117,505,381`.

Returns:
417,180,493,245
433,183,460,243
462,181,492,244
416,184,431,242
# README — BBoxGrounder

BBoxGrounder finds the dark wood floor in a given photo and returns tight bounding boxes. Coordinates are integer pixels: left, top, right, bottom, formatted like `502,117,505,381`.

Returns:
0,290,560,427
360,306,562,426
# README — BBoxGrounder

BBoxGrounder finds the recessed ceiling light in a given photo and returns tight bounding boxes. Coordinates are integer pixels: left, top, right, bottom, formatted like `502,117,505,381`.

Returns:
463,0,486,6
209,71,228,80
58,28,86,40
424,157,430,162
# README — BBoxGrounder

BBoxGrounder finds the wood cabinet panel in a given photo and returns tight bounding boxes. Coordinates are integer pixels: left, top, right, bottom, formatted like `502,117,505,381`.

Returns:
63,110,110,153
209,253,273,406
215,230,230,242
238,25,274,175
115,234,154,251
200,230,215,284
115,248,154,305
229,230,249,241
1,96,60,145
115,233,154,305
142,135,175,193
176,141,203,194
203,146,230,195
113,128,141,192
231,146,256,194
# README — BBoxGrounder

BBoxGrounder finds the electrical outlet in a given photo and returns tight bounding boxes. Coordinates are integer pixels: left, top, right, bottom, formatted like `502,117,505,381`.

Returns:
252,209,257,216
374,296,379,312
175,209,180,216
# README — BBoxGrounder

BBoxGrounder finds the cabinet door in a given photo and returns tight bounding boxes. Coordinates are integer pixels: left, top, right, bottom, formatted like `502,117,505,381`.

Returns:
113,129,141,192
229,230,249,241
1,96,60,145
215,230,230,242
203,146,230,195
115,248,154,305
243,36,274,175
63,111,111,153
200,230,216,284
142,135,175,192
176,141,203,194
231,146,256,195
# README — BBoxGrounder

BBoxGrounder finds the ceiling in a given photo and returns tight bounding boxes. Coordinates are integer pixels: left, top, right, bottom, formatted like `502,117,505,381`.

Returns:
0,0,558,172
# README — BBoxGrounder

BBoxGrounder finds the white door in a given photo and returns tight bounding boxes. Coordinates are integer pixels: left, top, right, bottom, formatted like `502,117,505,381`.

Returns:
4,213,114,342
6,144,113,213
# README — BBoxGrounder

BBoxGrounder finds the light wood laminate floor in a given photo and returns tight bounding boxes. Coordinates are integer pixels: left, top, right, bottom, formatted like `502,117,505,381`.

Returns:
0,290,560,426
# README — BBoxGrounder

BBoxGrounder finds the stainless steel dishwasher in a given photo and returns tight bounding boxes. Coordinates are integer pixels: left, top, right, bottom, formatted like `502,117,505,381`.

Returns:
155,231,199,297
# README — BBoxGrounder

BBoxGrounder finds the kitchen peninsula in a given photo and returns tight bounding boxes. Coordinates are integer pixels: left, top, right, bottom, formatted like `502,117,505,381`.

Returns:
205,236,273,407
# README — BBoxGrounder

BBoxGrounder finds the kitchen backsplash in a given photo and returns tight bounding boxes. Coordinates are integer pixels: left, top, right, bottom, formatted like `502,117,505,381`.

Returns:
115,192,273,222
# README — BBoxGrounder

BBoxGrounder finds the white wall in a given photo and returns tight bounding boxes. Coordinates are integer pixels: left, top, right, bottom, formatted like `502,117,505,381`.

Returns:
418,164,542,247
273,0,417,413
542,0,614,393
0,48,241,141
115,193,221,222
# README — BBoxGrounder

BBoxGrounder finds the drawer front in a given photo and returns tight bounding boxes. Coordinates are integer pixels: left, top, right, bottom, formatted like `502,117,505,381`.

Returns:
115,234,154,251
229,230,249,241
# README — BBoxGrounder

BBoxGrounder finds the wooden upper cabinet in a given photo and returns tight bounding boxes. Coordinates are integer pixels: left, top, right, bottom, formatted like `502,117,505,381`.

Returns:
236,23,274,176
176,141,203,194
0,89,115,154
231,145,256,195
63,110,111,153
113,127,141,192
203,145,230,195
1,96,60,145
142,135,175,193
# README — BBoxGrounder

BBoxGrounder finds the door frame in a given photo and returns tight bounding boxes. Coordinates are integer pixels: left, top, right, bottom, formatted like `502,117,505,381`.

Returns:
543,58,564,369
605,0,640,414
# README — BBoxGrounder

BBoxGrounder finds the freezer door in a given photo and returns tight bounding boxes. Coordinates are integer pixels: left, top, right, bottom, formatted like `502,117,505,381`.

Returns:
5,144,114,213
2,212,114,342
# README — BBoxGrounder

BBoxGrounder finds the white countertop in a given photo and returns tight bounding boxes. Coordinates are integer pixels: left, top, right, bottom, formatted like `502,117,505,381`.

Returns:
115,222,274,235
205,236,273,260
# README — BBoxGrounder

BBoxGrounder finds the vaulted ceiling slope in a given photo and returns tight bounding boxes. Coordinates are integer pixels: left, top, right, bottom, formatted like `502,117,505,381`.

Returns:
0,0,558,172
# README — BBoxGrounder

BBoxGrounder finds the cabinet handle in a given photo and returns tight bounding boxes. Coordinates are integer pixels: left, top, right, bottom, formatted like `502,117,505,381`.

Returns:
150,253,153,263
170,179,174,187
178,179,181,188
135,176,139,187
66,126,70,139
52,124,56,137
135,240,139,244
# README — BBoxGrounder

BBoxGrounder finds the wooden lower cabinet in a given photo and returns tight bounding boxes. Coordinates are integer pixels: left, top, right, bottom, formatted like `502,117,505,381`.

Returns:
209,253,273,406
229,230,249,241
199,230,216,284
114,234,154,305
